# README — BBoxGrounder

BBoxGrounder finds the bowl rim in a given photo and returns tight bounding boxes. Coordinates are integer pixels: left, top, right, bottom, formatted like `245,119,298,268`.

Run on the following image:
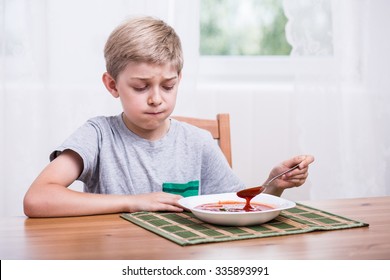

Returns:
178,192,296,215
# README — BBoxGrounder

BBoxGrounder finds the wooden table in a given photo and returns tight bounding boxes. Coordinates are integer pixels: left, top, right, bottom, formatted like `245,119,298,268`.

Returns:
1,196,389,260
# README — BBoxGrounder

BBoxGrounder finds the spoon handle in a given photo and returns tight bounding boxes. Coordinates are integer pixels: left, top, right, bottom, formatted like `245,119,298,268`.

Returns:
265,164,300,186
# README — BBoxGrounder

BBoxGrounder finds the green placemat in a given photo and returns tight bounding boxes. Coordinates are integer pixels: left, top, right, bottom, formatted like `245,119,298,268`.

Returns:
120,203,368,246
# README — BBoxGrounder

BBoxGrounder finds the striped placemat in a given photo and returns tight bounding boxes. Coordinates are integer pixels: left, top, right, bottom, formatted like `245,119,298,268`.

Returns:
120,203,368,246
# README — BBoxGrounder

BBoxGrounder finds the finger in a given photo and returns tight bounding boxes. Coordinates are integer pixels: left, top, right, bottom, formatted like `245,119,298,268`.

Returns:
281,170,308,182
282,173,309,181
159,193,185,208
282,156,302,168
283,174,308,183
157,204,184,212
298,155,315,169
135,192,184,212
284,174,308,183
279,177,307,188
143,202,183,212
158,194,183,205
284,167,308,178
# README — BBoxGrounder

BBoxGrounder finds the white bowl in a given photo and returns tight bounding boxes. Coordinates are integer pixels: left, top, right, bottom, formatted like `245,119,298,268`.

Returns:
178,192,296,226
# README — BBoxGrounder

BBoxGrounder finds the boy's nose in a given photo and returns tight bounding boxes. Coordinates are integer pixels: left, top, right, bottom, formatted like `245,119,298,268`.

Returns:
148,89,163,106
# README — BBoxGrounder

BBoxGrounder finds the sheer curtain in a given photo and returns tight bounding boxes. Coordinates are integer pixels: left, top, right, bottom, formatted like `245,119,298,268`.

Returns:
284,0,390,199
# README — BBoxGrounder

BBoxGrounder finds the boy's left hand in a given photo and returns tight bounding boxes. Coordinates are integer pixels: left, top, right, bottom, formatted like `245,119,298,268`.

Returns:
264,155,315,196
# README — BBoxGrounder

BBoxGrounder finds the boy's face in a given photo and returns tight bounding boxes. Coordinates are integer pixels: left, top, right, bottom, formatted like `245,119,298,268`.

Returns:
103,62,181,140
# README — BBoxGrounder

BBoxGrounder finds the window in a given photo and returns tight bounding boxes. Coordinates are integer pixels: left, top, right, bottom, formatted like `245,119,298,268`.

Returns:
197,0,334,90
200,0,291,56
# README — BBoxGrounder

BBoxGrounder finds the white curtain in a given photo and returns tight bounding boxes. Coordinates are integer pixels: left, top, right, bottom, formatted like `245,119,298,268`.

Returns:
0,0,199,216
284,0,390,199
1,0,389,216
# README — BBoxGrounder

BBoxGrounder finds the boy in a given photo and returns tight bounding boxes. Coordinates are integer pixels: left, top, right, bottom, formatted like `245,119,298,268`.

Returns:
24,16,314,217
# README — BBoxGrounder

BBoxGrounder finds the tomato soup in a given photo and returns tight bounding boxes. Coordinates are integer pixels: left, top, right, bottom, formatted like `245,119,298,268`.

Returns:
195,200,274,212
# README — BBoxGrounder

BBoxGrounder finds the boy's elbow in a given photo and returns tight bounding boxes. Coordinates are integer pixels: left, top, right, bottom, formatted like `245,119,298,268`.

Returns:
23,191,44,218
23,194,36,217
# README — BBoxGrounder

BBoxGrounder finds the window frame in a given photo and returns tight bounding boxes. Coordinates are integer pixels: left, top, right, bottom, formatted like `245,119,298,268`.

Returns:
198,56,293,85
197,55,337,91
196,4,336,92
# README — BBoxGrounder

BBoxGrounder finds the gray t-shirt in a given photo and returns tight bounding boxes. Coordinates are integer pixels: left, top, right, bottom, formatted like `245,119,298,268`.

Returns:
50,114,244,195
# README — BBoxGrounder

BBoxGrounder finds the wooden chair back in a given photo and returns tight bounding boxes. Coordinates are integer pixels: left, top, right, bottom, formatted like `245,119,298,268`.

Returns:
172,114,232,167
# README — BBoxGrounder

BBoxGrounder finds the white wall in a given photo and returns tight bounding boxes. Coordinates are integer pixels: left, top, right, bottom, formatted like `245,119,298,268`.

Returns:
1,0,389,216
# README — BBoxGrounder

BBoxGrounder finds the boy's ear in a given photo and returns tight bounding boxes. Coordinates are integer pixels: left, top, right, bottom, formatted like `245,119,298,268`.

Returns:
102,72,119,98
178,71,182,82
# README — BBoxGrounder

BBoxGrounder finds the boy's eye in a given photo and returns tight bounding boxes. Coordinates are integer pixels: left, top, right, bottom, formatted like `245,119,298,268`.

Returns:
133,86,148,92
163,84,175,91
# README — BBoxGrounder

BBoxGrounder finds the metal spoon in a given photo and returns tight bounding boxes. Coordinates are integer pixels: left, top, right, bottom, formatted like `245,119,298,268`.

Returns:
236,164,301,207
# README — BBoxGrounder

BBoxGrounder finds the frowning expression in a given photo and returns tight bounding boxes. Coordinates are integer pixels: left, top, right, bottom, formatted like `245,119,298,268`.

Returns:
104,62,181,140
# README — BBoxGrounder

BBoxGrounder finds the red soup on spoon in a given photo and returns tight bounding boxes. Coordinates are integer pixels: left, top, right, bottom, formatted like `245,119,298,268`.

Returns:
236,186,265,211
236,164,300,211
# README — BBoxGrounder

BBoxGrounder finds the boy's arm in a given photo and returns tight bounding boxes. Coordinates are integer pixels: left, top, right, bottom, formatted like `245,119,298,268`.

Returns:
23,150,182,217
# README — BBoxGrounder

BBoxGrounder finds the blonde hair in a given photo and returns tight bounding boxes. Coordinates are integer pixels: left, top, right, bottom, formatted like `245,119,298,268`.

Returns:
104,16,183,80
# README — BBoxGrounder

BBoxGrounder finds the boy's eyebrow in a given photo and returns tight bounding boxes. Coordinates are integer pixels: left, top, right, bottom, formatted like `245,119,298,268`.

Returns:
130,76,178,81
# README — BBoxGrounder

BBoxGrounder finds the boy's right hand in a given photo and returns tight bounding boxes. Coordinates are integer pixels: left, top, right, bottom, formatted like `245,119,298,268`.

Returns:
126,192,184,213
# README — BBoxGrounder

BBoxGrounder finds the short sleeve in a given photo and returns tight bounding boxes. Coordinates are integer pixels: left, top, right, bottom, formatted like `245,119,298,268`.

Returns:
49,120,101,183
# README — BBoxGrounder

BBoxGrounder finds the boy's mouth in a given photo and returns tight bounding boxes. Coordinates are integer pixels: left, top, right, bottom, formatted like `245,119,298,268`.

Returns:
145,111,164,116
